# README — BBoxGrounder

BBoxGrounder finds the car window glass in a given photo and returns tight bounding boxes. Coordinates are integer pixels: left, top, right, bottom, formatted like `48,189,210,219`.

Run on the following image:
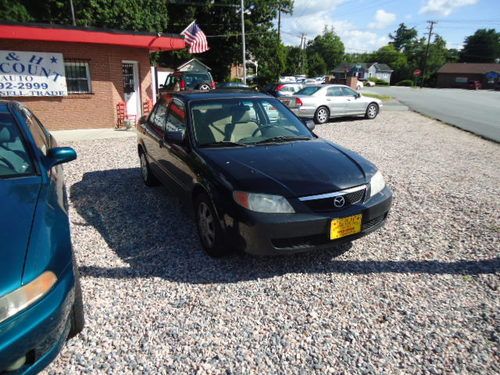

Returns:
341,87,357,96
0,112,35,177
20,107,49,155
151,103,168,130
166,100,186,133
327,87,343,97
295,86,321,96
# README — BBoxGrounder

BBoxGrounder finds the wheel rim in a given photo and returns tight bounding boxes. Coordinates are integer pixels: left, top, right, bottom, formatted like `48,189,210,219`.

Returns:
199,84,210,90
198,202,216,248
368,104,377,118
317,108,328,123
140,154,148,181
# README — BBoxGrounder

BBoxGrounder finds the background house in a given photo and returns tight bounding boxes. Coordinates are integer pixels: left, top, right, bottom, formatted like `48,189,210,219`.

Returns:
436,63,500,89
333,62,393,83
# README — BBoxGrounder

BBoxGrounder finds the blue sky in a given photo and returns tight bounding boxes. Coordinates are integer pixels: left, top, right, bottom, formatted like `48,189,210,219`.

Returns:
280,0,500,52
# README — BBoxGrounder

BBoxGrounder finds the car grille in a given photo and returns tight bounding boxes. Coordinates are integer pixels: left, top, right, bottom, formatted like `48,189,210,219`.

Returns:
271,234,330,250
299,185,366,213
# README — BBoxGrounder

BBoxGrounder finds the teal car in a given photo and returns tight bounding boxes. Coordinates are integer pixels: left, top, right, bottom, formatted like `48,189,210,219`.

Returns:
0,101,84,374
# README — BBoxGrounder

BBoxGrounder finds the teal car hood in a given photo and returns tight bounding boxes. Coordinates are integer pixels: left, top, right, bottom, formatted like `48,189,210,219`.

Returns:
0,176,41,296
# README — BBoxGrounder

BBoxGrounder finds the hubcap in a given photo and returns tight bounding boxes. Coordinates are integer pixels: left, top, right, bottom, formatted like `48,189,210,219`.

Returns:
317,108,328,122
368,105,377,118
140,154,148,181
198,202,215,248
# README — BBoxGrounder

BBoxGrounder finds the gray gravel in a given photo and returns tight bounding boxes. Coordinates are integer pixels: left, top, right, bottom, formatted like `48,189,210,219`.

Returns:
44,111,499,374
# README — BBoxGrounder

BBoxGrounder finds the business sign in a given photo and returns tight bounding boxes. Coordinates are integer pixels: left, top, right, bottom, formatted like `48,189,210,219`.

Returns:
0,51,67,97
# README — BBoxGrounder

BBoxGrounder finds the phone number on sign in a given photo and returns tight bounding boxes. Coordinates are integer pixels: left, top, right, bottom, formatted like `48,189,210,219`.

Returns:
0,82,49,90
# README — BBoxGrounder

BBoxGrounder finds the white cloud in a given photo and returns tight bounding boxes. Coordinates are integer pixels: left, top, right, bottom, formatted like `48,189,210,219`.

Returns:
419,0,479,16
280,0,388,52
368,9,396,29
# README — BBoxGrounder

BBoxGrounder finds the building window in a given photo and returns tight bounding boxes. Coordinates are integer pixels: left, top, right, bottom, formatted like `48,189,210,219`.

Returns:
64,60,92,94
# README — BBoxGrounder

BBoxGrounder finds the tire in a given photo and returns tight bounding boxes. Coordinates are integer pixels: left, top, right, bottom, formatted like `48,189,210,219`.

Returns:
197,83,211,91
365,103,379,119
139,151,159,186
314,106,330,124
195,193,228,257
68,272,85,339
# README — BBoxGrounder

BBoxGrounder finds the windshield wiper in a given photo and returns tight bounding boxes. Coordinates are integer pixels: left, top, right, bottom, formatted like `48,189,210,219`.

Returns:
199,141,250,148
252,136,312,145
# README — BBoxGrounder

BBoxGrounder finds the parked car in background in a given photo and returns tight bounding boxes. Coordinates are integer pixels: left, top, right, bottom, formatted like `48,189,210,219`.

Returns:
467,80,482,90
137,91,392,256
0,101,84,374
303,78,317,85
279,84,382,124
364,80,375,87
314,76,326,84
262,83,303,97
279,76,296,83
216,82,250,89
159,70,216,95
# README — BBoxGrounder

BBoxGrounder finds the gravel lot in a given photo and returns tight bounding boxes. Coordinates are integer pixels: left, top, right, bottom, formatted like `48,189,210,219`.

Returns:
44,111,498,374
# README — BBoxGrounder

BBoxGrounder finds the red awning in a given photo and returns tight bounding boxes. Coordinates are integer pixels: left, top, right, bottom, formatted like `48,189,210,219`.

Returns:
0,23,186,51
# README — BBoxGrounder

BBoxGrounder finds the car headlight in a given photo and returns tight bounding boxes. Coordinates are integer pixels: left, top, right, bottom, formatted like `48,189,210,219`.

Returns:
233,191,295,213
0,271,57,324
370,171,386,198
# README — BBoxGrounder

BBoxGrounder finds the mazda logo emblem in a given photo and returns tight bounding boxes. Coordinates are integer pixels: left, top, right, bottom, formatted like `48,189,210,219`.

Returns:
333,196,345,208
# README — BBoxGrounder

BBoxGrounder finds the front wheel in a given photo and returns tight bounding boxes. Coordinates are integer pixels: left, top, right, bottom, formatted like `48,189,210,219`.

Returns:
195,193,228,257
314,106,330,124
139,151,159,186
365,103,379,119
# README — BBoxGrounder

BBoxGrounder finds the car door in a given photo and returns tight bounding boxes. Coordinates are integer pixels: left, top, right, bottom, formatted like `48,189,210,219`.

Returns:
325,87,348,116
142,100,168,180
341,87,366,115
157,98,193,195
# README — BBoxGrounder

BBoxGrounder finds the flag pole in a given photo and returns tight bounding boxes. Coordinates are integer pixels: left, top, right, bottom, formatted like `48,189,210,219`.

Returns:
240,0,246,84
181,20,196,35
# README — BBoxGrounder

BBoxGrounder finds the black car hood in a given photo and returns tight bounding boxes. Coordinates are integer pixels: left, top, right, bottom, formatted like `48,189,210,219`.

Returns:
198,139,373,197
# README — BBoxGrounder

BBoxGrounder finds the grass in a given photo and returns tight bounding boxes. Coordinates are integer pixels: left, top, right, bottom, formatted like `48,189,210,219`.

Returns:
362,92,394,101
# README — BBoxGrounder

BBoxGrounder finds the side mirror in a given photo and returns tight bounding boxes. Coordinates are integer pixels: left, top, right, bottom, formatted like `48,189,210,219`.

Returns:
165,131,184,145
355,93,361,99
138,115,148,125
305,120,315,131
160,84,164,88
45,147,77,168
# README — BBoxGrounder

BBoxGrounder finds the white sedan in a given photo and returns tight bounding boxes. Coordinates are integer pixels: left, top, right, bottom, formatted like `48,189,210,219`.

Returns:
279,84,382,124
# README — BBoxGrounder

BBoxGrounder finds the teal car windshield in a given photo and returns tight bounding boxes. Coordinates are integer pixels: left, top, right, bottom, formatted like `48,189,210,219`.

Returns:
191,98,313,147
0,112,35,178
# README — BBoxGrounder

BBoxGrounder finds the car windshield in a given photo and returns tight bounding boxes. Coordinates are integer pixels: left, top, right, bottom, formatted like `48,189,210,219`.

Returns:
295,86,322,96
184,73,212,88
191,98,313,147
0,112,35,178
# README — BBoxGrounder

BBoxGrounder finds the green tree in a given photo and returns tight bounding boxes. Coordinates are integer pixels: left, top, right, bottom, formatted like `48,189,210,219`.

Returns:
306,27,344,73
3,0,168,32
342,52,373,64
284,46,305,75
460,28,500,63
307,52,327,76
389,23,418,53
372,44,407,71
0,0,32,22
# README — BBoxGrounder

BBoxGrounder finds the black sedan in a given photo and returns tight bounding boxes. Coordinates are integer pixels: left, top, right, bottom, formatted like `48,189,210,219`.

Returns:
137,91,392,256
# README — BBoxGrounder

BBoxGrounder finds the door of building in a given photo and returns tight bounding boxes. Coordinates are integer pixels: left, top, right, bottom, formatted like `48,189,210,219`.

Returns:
122,61,141,120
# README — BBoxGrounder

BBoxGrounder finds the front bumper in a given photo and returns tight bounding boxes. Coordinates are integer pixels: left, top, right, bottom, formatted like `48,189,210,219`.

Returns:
0,266,75,374
224,186,392,255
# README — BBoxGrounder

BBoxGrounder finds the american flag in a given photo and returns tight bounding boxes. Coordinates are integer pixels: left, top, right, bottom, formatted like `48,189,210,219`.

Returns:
181,22,209,54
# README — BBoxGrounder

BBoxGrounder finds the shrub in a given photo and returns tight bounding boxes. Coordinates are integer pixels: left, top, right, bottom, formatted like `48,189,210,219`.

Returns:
368,77,389,86
395,79,415,87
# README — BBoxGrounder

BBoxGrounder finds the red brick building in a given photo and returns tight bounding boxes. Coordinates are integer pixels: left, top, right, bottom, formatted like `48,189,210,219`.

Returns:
0,23,185,130
436,63,500,89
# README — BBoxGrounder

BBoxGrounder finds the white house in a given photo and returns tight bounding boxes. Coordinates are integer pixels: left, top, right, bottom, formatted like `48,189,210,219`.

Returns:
366,63,393,83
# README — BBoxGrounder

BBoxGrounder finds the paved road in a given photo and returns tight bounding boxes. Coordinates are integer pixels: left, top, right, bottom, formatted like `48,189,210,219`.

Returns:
365,86,500,142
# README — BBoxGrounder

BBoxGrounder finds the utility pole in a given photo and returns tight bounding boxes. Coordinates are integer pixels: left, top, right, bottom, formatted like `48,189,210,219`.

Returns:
278,7,281,42
69,0,76,25
421,20,437,88
241,0,246,84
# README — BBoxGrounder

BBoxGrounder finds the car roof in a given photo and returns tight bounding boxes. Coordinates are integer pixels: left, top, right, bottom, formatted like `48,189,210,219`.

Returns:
172,90,273,101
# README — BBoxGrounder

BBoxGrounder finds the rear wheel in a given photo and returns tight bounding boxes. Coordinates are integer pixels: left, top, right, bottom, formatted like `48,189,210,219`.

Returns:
365,103,379,119
68,272,85,339
197,83,211,91
139,151,159,186
314,106,330,124
195,193,228,257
